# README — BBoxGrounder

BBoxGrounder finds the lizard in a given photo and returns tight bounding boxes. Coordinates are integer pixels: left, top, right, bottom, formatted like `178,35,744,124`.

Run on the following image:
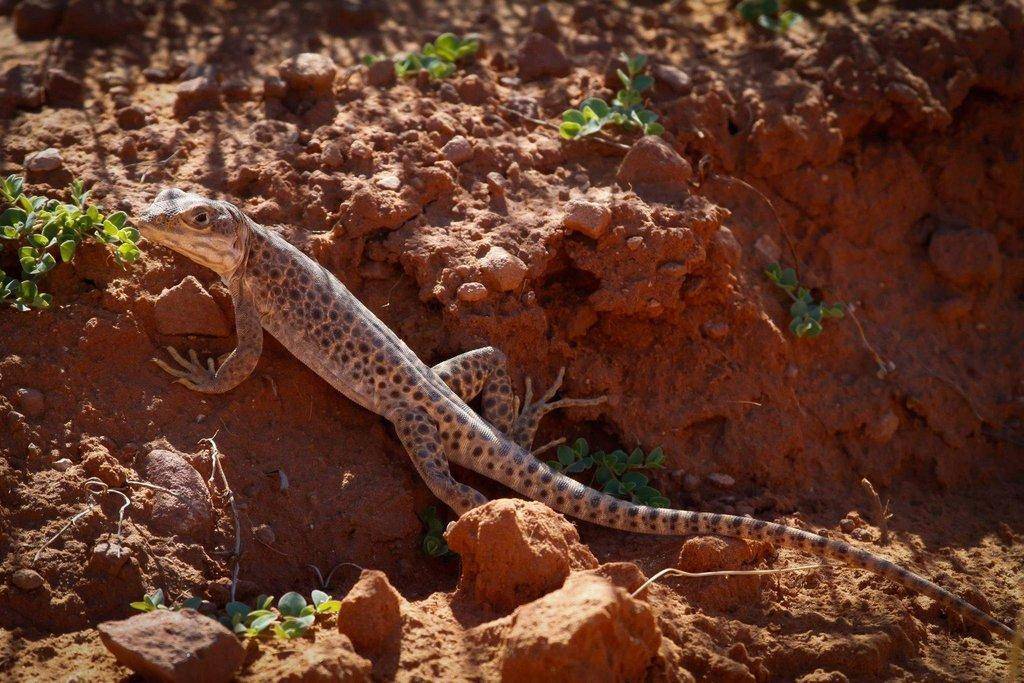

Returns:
137,187,1014,641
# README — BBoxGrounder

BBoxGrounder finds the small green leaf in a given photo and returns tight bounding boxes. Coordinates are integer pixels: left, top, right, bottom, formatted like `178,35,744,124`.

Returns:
249,612,277,632
559,122,582,139
130,601,154,612
60,240,77,262
181,596,203,610
278,591,307,618
316,599,341,614
621,471,649,487
311,589,329,607
557,445,576,468
106,211,127,230
627,448,644,467
226,601,250,620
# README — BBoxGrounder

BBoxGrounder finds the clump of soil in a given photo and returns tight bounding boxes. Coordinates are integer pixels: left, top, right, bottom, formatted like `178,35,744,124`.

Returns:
1,1,1022,680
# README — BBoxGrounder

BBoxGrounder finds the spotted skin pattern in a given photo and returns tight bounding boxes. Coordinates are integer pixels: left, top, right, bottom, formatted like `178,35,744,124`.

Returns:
137,190,1013,641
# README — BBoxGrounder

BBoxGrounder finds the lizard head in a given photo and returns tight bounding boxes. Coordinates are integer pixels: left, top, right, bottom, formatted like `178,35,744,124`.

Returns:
137,188,250,277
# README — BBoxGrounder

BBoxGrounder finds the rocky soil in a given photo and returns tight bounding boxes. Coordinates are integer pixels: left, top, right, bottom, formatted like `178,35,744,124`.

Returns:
1,0,1022,680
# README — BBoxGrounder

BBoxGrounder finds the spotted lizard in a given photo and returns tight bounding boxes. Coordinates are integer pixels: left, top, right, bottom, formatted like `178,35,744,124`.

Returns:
138,188,1013,640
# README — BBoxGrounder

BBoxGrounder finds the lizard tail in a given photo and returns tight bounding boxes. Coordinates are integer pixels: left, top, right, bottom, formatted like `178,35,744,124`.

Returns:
489,450,1014,640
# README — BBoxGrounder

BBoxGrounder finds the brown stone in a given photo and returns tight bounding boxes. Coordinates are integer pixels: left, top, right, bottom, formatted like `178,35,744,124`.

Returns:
98,609,244,683
153,276,230,337
337,569,404,654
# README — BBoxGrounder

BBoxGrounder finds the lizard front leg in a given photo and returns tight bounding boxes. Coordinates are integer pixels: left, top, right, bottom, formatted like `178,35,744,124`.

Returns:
153,277,263,393
392,407,488,515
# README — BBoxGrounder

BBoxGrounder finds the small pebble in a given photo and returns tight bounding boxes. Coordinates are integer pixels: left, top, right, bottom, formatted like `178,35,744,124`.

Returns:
441,135,473,165
375,174,401,191
626,236,644,251
457,282,488,302
15,387,45,417
12,568,43,591
52,458,73,471
254,524,276,545
707,473,735,489
753,235,780,264
563,199,611,239
24,148,62,173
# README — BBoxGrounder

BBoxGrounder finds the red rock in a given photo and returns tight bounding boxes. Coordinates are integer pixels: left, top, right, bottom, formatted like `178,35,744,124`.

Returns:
563,199,611,239
441,135,473,165
366,59,396,88
153,276,230,337
44,68,85,106
140,448,214,540
477,247,528,293
446,499,598,611
116,105,148,130
928,228,1002,288
278,53,337,96
530,5,561,40
617,136,692,195
2,64,45,111
456,74,489,104
98,609,244,683
60,0,143,43
337,569,404,654
13,0,62,39
498,573,660,682
515,32,570,82
173,77,220,118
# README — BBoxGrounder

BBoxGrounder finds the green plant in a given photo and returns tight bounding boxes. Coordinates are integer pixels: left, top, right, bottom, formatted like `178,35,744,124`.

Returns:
132,589,340,640
418,505,451,557
547,438,670,508
0,175,141,311
130,590,202,613
559,54,664,140
365,33,479,81
765,263,845,337
737,0,802,33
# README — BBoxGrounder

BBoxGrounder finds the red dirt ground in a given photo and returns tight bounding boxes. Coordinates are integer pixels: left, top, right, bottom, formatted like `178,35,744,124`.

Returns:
1,0,1022,680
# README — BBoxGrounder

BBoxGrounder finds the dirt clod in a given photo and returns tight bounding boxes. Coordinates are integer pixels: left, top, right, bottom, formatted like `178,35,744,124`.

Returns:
98,609,244,683
928,228,1002,287
11,568,44,591
617,136,692,196
515,32,570,82
14,387,44,418
153,276,230,337
278,53,337,97
447,499,598,611
477,246,528,293
497,573,660,683
337,569,405,655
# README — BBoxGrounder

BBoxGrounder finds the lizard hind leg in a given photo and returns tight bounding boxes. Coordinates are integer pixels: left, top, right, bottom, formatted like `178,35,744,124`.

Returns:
432,346,516,435
392,407,488,516
512,367,607,451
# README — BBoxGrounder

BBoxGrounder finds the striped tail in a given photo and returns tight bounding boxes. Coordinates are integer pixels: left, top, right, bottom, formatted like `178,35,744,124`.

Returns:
487,448,1014,640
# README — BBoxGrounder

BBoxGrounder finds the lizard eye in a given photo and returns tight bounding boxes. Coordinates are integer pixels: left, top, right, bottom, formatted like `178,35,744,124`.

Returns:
192,211,210,227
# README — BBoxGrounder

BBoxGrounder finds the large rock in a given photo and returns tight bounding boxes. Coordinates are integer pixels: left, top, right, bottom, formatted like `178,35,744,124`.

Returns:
498,573,661,682
515,32,570,81
140,448,214,539
98,609,244,683
563,198,611,239
174,77,220,118
278,53,337,96
928,227,1002,288
447,499,597,611
617,136,693,196
153,276,230,337
337,569,404,654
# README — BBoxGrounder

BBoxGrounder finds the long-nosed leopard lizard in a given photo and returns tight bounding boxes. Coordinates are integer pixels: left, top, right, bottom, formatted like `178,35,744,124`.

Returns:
137,188,1013,640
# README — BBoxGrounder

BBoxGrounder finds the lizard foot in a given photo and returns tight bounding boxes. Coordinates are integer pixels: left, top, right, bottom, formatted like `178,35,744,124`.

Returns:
519,367,607,419
512,367,607,450
152,346,222,391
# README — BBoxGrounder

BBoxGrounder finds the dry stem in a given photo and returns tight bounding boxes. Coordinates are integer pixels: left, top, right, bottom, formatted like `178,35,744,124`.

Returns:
860,478,892,545
202,437,242,602
631,562,826,598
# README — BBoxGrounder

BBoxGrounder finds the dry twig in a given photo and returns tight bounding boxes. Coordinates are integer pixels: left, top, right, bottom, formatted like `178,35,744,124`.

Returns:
201,437,243,602
860,478,892,545
631,562,827,598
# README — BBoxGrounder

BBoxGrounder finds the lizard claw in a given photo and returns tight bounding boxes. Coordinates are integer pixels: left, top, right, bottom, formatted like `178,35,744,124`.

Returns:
518,366,607,421
153,346,218,389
